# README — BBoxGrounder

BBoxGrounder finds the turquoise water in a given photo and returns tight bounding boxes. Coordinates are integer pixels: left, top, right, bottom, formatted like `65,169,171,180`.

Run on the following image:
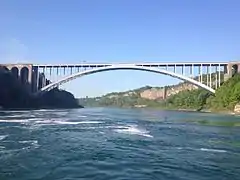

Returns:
0,108,239,180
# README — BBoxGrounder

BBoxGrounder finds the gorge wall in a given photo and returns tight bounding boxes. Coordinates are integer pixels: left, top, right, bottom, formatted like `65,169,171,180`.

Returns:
79,81,201,108
139,83,198,100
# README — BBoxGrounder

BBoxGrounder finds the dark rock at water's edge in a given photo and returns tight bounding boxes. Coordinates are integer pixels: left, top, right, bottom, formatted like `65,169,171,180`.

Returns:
37,88,83,109
0,68,83,110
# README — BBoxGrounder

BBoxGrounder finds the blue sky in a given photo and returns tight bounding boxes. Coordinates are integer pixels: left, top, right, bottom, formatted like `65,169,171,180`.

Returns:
0,0,240,97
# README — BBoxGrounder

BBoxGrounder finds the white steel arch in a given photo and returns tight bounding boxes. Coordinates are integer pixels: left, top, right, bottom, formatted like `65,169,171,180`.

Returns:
38,65,215,94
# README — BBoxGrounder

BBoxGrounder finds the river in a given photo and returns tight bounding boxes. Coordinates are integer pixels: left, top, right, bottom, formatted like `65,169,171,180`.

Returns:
0,108,239,180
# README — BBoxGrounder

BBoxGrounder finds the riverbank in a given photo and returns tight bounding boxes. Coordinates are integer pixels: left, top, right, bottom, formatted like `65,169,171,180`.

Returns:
140,106,238,115
85,105,239,116
171,108,236,115
0,67,83,110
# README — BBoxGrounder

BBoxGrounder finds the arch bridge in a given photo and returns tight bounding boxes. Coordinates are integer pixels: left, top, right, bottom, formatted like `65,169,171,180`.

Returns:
0,62,240,95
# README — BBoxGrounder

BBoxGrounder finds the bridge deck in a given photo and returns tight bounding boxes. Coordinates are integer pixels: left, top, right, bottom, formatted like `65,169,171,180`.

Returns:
34,62,228,68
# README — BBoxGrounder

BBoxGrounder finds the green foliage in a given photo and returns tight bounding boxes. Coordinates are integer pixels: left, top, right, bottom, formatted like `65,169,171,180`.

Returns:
79,92,164,108
206,74,240,110
165,89,210,110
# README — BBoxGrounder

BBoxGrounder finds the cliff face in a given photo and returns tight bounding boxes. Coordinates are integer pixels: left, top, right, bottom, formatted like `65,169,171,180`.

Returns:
140,83,198,100
140,88,164,100
0,68,83,110
79,82,201,108
167,83,198,97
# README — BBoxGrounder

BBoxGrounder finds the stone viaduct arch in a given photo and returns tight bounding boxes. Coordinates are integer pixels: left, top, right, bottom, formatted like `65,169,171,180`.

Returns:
20,67,29,84
0,64,33,92
11,67,19,79
227,62,240,77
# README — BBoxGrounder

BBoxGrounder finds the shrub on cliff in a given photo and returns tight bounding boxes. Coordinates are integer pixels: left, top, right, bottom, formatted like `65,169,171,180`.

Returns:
38,88,82,108
165,89,210,110
206,74,240,111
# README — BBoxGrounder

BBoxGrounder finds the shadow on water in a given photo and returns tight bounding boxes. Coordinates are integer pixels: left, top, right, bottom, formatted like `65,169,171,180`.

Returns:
209,139,240,148
183,118,240,127
179,114,240,149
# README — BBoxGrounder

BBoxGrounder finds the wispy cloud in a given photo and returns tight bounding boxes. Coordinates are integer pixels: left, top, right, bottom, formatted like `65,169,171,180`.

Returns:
0,38,30,63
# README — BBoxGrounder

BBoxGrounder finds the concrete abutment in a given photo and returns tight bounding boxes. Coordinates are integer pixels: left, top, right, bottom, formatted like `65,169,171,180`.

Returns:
0,64,48,93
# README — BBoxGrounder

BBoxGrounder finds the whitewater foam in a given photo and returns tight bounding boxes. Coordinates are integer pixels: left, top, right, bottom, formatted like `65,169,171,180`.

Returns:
78,115,87,118
175,146,227,153
19,140,39,149
33,120,103,125
54,121,103,125
114,125,153,138
200,148,227,153
0,135,8,141
0,119,30,123
19,140,38,144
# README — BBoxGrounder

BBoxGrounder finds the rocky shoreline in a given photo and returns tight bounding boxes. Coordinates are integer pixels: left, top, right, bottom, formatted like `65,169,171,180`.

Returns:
167,108,240,115
0,68,83,110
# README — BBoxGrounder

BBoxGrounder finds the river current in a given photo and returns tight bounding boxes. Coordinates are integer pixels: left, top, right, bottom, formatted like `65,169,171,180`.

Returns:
0,108,239,180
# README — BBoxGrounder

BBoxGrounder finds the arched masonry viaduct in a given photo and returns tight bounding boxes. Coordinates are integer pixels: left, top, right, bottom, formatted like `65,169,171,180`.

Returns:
0,64,47,93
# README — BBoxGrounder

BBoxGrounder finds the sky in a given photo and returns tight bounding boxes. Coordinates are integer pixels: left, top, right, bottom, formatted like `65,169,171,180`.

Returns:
0,0,240,97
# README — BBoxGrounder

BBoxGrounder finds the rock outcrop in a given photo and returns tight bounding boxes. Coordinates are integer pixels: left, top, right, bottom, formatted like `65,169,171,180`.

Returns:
166,83,198,97
234,103,240,114
140,88,165,100
140,83,198,100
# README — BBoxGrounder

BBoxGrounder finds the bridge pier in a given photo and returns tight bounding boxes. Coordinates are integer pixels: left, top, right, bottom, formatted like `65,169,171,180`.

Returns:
0,64,34,93
31,66,39,93
226,62,240,79
38,73,46,90
0,64,55,94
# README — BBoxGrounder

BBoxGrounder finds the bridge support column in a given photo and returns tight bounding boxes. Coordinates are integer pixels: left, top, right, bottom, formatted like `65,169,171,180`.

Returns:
238,64,240,73
38,73,46,90
227,63,240,78
223,65,229,82
28,66,33,93
226,64,233,80
31,67,39,93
